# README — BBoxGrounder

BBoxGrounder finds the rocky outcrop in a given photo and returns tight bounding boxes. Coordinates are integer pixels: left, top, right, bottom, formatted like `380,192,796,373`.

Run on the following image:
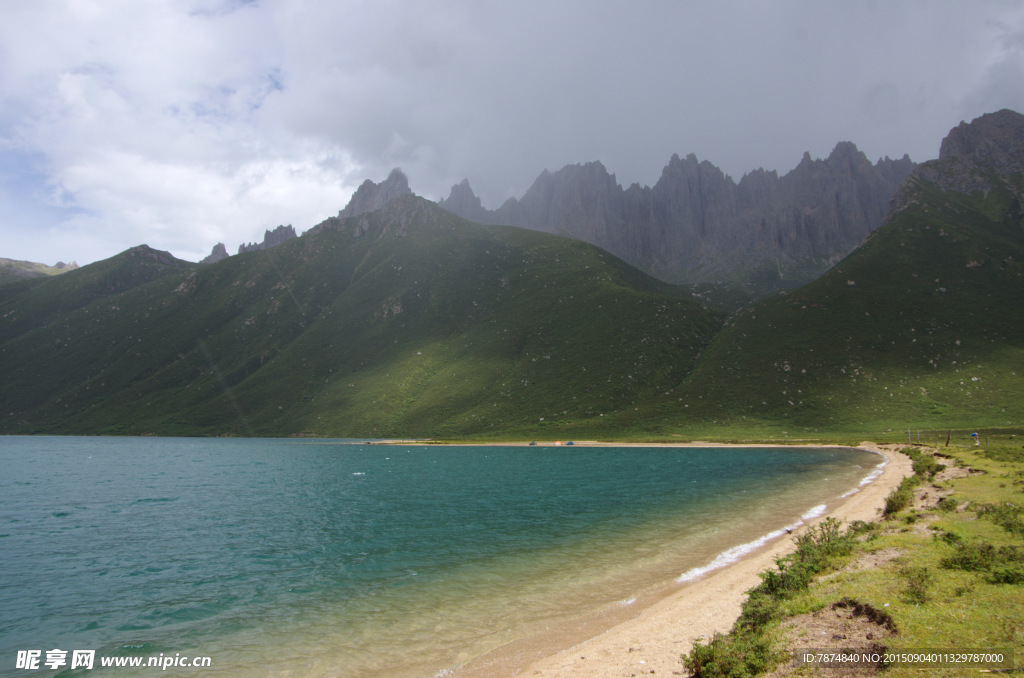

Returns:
337,168,412,220
200,243,229,264
437,179,489,224
238,225,298,255
439,146,915,286
939,109,1024,175
891,109,1024,214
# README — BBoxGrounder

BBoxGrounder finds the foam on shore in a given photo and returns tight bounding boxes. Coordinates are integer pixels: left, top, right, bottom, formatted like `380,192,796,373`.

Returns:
675,452,887,585
676,503,827,584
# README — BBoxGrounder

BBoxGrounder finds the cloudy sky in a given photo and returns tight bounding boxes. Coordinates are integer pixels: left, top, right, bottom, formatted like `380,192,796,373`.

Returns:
2,0,1023,266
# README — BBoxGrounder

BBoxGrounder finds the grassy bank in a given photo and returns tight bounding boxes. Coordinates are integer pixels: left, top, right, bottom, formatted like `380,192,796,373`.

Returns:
683,436,1024,677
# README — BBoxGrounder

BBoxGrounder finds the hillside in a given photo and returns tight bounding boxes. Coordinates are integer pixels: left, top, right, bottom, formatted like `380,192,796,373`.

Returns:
0,258,78,286
2,111,1021,439
670,110,1024,435
0,197,723,437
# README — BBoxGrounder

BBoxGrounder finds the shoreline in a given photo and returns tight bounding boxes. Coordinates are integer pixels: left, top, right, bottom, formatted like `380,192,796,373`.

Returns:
450,442,912,678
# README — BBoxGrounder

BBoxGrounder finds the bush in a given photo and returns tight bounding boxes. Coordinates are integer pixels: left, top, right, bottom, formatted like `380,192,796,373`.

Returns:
794,517,856,564
937,496,959,512
734,592,781,633
941,541,1024,572
683,632,779,678
902,565,933,604
747,518,856,602
684,519,860,677
979,502,1024,535
902,447,944,479
989,565,1024,585
884,476,920,517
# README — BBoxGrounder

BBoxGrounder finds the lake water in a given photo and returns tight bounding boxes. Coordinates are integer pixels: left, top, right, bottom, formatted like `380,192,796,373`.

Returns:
0,437,882,677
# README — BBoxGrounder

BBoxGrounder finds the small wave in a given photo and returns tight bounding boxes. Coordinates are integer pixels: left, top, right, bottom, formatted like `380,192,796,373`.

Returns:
858,460,887,486
677,519,803,583
352,472,365,476
617,597,637,606
840,487,860,498
801,504,827,521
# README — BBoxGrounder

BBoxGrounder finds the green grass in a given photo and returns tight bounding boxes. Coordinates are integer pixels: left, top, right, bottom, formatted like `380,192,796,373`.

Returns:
683,437,1024,677
672,172,1024,433
0,197,724,437
1,156,1022,438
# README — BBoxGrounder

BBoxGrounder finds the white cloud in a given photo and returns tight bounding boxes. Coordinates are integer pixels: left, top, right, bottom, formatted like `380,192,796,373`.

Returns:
0,0,1022,264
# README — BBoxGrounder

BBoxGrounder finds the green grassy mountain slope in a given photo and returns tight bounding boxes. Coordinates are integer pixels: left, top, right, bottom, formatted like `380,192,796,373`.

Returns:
0,258,78,286
0,197,724,437
672,152,1024,435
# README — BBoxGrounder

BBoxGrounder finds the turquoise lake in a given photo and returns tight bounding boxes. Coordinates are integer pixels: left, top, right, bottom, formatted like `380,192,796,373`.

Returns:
0,437,882,677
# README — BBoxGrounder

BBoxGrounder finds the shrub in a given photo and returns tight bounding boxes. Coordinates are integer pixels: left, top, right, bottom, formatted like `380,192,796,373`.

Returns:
794,517,855,564
940,541,1024,572
683,632,779,678
884,476,920,517
903,447,944,479
902,565,933,604
750,559,815,599
747,518,855,602
979,502,1024,535
989,565,1024,585
937,496,959,512
734,592,781,633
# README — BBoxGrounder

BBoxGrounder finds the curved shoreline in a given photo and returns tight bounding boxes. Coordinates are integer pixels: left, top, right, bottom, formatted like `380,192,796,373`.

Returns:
450,442,912,678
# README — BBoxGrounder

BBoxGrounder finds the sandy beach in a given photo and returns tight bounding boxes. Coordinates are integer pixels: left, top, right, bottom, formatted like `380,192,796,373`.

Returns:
451,442,912,678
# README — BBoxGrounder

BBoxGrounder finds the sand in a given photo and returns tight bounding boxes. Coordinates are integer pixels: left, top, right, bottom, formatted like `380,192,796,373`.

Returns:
452,442,913,678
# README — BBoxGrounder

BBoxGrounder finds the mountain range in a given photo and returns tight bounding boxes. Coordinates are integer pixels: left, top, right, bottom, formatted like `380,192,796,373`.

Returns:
439,144,915,291
1,110,1021,438
0,258,78,285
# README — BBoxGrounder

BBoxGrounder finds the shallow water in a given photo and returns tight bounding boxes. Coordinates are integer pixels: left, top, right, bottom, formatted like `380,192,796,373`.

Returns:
0,437,880,677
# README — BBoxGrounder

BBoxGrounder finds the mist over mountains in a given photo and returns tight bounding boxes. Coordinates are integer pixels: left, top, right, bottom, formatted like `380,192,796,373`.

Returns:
195,140,914,298
439,144,915,289
1,110,1021,438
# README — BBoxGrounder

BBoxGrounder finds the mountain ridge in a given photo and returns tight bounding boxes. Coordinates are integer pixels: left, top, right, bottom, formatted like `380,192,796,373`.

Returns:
439,144,915,291
2,110,1021,438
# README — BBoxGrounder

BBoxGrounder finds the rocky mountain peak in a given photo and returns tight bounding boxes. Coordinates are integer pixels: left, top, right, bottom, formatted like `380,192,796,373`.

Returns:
239,225,297,255
438,142,916,288
124,244,178,263
200,243,229,264
338,168,413,219
892,109,1024,215
939,109,1024,175
438,179,487,223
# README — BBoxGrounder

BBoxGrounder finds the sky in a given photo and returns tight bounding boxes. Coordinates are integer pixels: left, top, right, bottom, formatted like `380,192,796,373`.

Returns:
2,1,1023,266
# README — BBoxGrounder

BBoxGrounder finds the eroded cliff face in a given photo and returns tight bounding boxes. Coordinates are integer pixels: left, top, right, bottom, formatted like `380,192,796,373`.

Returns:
337,168,413,220
439,145,915,287
238,225,298,255
890,109,1024,215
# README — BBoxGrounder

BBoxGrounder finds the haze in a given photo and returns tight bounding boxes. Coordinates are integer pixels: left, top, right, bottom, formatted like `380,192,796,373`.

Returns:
1,0,1022,265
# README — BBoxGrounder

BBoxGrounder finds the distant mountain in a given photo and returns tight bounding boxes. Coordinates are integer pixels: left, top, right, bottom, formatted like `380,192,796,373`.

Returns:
439,145,915,293
2,112,1020,438
0,258,77,286
338,168,413,219
0,197,723,437
196,170,414,264
673,109,1024,433
200,242,229,264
